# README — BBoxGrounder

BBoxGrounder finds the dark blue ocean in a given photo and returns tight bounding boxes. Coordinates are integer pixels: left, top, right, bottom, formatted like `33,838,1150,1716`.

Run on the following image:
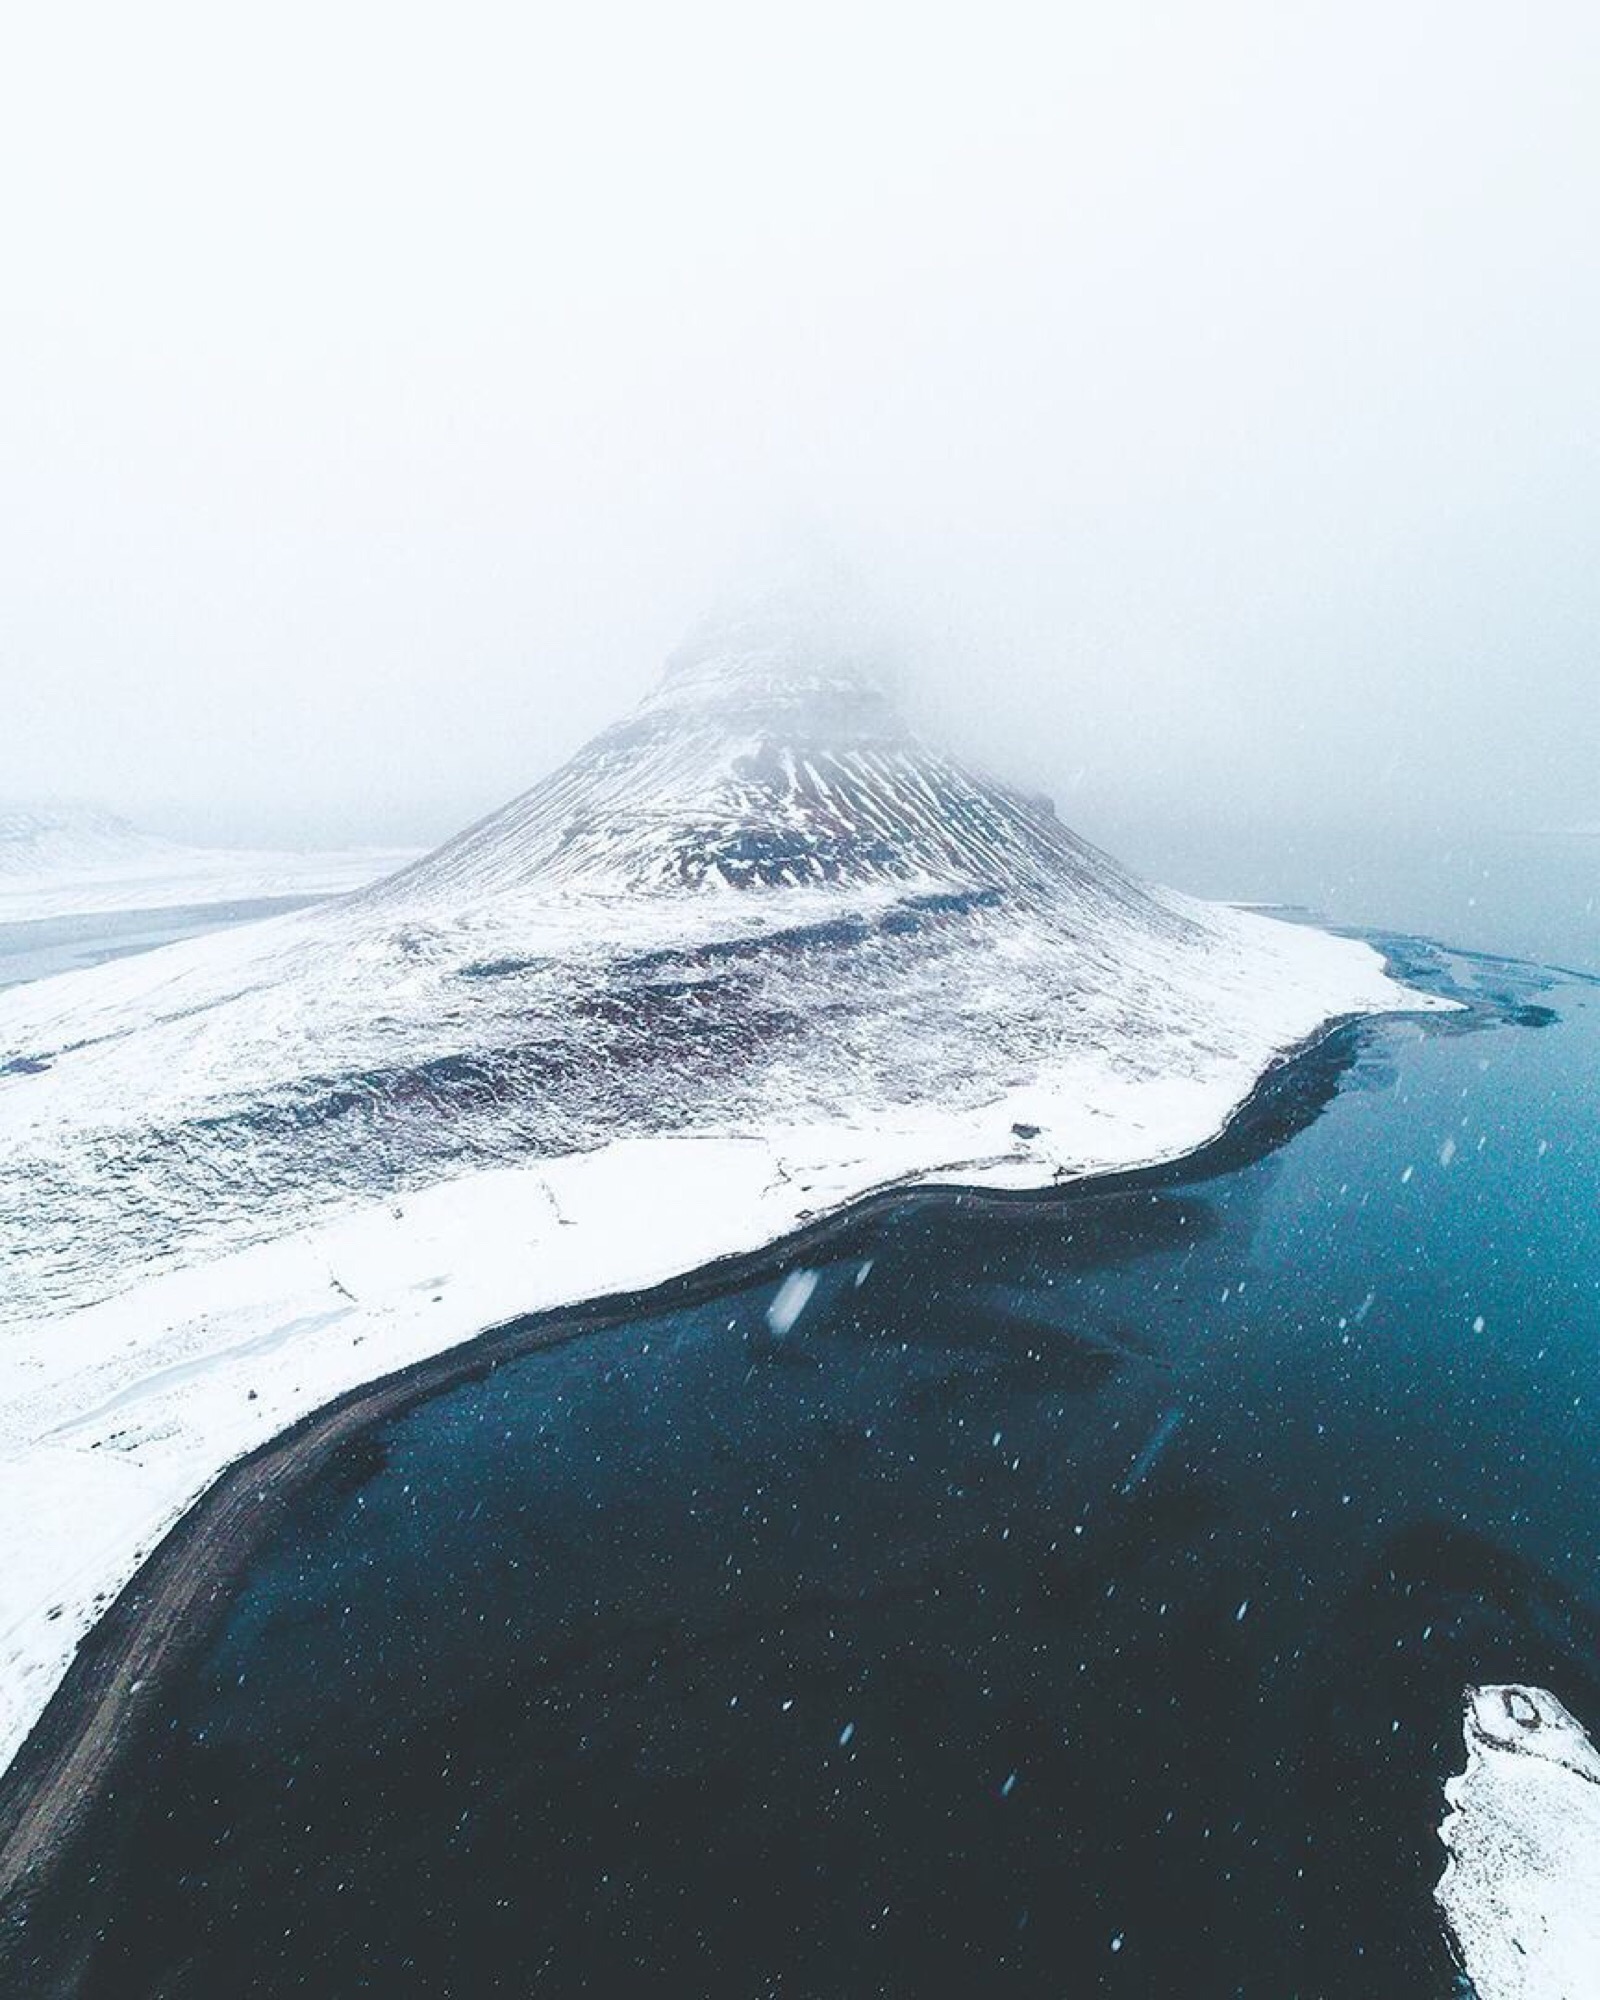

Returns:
20,853,1600,1998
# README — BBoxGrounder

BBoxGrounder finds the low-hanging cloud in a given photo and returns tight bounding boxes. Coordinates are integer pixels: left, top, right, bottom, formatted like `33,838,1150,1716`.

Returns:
1,0,1595,854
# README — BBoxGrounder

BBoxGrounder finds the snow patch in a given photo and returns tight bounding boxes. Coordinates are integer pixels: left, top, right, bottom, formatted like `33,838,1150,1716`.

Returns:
766,1269,820,1336
1436,1682,1600,1999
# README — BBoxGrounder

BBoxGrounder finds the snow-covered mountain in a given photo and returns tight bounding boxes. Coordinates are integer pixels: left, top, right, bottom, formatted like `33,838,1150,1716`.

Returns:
374,606,1169,905
0,801,416,924
0,616,1344,1321
0,603,1448,1784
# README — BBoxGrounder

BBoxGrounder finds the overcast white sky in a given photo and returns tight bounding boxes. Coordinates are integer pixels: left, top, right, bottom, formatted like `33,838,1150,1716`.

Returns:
2,0,1596,851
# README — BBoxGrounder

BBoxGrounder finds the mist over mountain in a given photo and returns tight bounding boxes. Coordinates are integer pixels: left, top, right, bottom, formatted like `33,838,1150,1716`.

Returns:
5,6,1596,854
373,591,1166,909
0,19,1593,1988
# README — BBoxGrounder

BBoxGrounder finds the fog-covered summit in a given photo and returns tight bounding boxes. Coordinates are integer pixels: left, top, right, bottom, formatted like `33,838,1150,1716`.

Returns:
640,587,904,724
372,601,1158,907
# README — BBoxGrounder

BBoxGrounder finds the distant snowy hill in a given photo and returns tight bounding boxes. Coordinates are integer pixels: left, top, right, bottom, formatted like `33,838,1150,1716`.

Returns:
0,802,416,924
0,804,183,880
0,597,1448,1784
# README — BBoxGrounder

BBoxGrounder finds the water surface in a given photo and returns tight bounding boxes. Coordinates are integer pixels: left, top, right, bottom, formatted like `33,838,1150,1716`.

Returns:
0,897,323,992
32,940,1599,1997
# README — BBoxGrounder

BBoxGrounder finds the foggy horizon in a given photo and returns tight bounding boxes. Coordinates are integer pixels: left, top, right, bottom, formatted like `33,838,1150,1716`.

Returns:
4,2,1597,861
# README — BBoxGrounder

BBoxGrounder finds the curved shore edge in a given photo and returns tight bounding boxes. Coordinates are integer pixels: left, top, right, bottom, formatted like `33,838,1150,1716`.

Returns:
0,976,1478,1983
12,905,1551,1991
0,890,1446,1762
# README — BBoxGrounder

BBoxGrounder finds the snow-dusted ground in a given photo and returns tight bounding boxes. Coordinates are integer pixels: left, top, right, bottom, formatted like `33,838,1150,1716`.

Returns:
0,803,415,924
0,610,1451,1785
1436,1683,1600,1999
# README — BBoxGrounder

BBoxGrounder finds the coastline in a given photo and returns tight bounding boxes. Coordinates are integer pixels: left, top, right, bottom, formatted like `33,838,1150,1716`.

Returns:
0,989,1445,1980
0,902,1440,1784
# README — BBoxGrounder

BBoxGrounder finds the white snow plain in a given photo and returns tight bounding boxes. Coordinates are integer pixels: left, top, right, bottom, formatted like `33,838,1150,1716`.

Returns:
0,803,415,924
1436,1683,1600,1999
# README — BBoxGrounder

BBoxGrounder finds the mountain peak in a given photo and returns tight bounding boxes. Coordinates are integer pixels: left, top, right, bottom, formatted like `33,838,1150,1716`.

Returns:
636,584,904,735
370,602,1140,906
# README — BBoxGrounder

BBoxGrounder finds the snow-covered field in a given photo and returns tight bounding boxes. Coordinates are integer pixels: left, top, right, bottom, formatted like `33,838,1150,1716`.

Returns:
1436,1683,1600,1999
0,609,1450,1785
0,803,415,925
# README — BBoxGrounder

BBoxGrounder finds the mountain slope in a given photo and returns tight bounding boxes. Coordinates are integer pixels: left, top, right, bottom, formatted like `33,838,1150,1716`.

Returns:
0,615,1424,1323
372,611,1170,909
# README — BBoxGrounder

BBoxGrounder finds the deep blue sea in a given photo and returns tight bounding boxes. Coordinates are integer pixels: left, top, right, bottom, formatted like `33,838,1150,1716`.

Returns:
24,957,1592,1994
11,841,1599,1997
